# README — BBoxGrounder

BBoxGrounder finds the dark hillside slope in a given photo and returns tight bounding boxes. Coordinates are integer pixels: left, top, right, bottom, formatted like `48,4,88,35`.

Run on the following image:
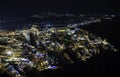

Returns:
81,17,120,49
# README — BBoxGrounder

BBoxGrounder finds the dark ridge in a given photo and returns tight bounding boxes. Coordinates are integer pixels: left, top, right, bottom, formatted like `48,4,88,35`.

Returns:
81,17,120,50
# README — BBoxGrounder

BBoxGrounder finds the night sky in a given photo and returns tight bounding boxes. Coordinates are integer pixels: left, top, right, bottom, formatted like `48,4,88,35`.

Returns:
0,0,119,16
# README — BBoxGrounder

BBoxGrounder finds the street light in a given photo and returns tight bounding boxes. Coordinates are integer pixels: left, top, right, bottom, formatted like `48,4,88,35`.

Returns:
6,51,13,55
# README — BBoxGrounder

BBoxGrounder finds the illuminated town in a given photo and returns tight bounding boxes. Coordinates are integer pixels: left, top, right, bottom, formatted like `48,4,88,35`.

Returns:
0,13,118,77
0,0,120,76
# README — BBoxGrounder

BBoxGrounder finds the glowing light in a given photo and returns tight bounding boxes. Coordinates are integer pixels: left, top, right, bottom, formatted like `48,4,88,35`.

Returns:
71,30,75,34
6,51,13,55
